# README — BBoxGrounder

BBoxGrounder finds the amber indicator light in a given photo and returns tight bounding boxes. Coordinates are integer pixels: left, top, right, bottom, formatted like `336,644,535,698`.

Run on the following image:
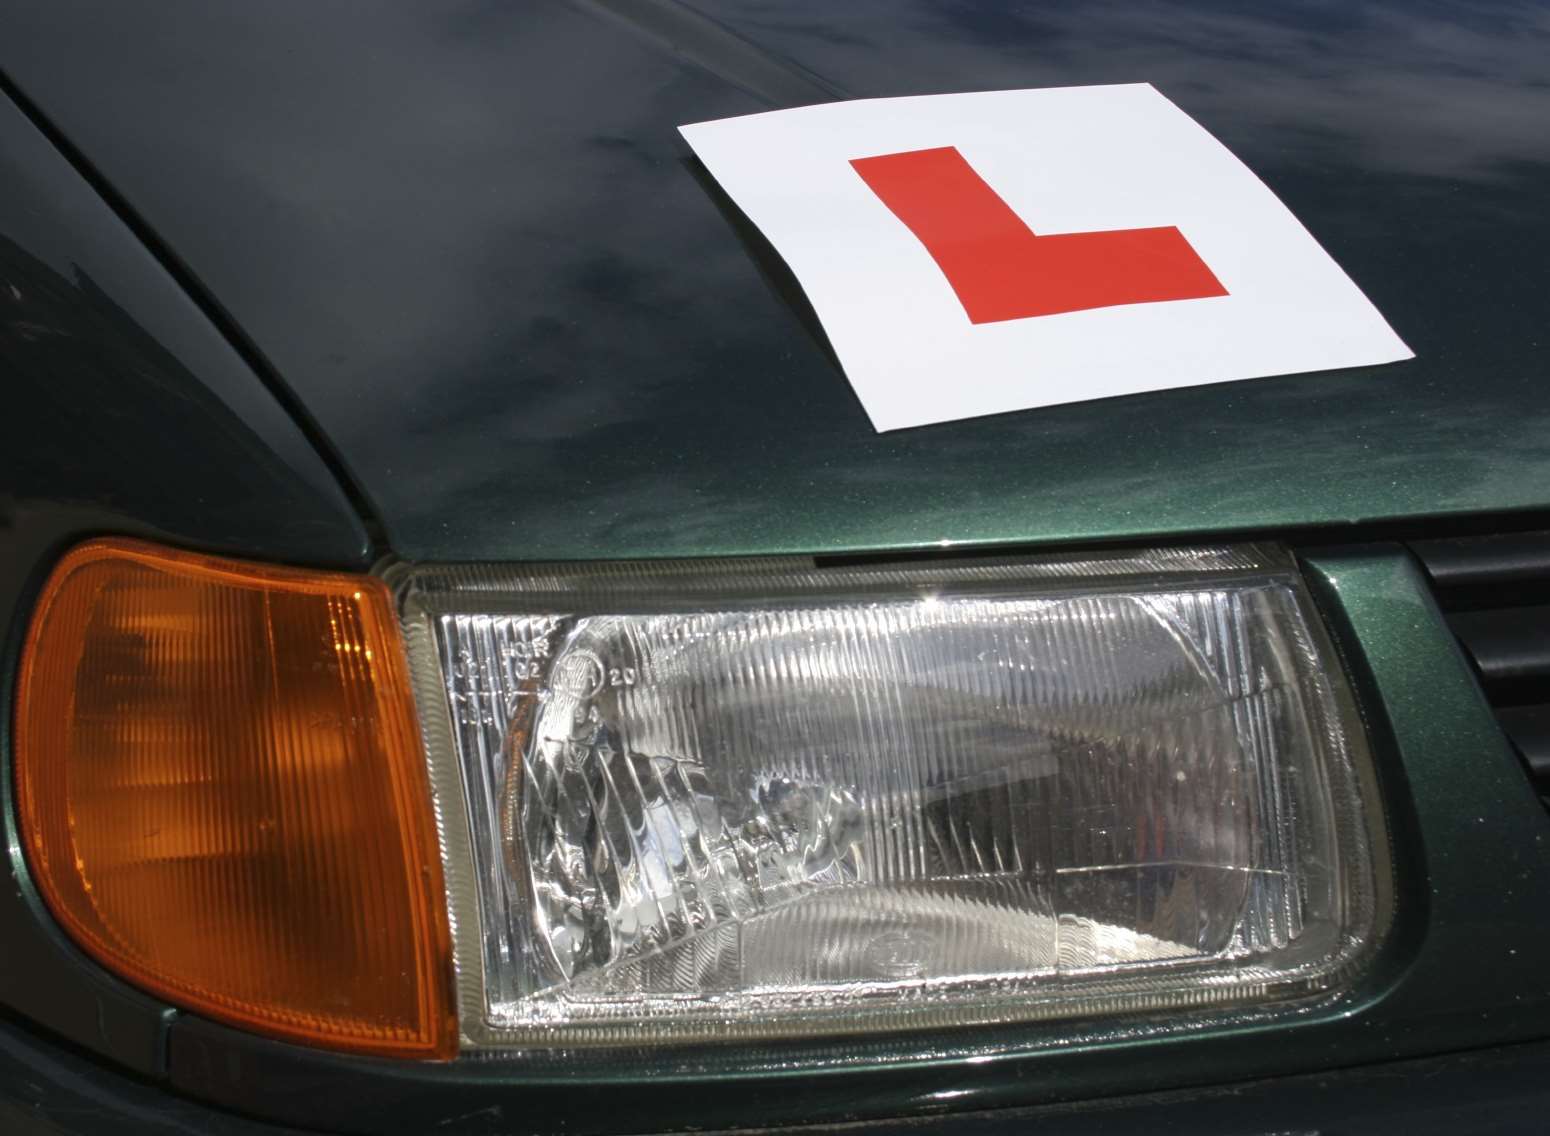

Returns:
14,539,454,1058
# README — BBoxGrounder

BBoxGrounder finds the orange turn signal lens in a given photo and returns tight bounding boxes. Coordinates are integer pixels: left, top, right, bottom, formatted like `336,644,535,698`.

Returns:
14,539,454,1058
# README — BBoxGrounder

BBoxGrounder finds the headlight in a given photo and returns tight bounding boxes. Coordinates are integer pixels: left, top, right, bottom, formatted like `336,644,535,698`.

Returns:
400,544,1387,1047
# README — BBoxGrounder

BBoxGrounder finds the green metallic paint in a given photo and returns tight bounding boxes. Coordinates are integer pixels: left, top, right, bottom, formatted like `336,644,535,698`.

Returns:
156,546,1550,1136
1300,549,1550,1038
3,2,1548,564
0,4,1545,1122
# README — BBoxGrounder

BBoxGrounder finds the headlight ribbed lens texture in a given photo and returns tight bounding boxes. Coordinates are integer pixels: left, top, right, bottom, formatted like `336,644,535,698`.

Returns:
399,546,1386,1046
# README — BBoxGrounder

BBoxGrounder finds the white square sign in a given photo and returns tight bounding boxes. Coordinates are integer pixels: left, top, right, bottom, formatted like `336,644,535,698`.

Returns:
681,84,1412,432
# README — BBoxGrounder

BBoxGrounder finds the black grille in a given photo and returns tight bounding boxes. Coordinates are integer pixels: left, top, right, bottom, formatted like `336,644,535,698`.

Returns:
1411,530,1550,798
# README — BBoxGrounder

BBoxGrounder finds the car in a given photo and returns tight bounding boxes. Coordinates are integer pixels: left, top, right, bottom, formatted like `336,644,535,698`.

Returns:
2,2,1549,1134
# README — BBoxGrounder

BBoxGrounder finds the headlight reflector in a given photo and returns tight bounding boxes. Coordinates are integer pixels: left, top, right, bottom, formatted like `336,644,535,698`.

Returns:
401,546,1386,1046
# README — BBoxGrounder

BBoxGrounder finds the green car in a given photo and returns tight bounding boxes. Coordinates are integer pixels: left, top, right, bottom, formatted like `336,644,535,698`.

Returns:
1,2,1547,1133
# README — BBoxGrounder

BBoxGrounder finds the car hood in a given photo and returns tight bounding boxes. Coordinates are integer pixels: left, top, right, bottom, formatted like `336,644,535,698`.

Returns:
4,1,1548,562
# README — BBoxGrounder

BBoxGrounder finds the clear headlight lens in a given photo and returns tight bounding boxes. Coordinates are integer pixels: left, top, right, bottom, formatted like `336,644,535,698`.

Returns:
399,546,1386,1046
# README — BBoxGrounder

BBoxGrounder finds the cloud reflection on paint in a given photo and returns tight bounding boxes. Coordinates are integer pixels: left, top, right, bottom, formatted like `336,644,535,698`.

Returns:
3,0,1546,560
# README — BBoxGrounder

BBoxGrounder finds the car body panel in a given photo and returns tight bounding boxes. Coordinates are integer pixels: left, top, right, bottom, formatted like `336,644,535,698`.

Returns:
2,0,1547,563
0,87,371,571
8,1009,1550,1136
2,3,1549,1132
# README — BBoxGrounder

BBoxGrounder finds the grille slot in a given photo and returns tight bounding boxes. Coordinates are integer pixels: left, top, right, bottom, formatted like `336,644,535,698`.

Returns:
1412,531,1550,796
